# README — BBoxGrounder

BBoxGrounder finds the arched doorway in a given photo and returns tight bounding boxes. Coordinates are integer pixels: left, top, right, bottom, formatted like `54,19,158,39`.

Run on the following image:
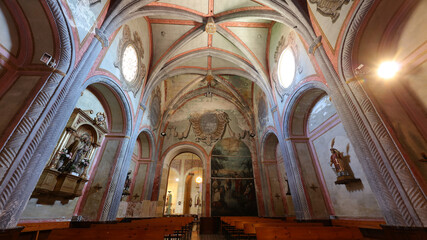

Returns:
164,153,203,215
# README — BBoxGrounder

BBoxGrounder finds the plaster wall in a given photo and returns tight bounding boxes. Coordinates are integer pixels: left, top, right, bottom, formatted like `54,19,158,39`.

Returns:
75,89,107,120
276,146,295,215
164,74,200,105
308,96,336,132
173,32,208,57
132,163,149,201
151,24,194,65
294,142,329,218
0,76,41,138
159,0,208,15
311,122,382,218
254,86,273,138
265,164,285,216
212,34,246,61
228,27,269,69
140,134,150,158
80,139,120,219
18,0,54,63
0,2,19,55
64,0,108,44
213,0,260,14
20,198,79,220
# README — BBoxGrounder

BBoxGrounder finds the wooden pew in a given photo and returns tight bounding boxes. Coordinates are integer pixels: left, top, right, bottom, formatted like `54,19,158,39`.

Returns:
46,228,172,240
331,219,385,229
89,217,193,239
255,226,364,240
18,221,69,240
0,227,24,240
243,222,325,235
31,217,193,240
222,217,286,239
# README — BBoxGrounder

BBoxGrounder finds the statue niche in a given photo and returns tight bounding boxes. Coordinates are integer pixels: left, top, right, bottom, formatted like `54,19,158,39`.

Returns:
32,108,107,204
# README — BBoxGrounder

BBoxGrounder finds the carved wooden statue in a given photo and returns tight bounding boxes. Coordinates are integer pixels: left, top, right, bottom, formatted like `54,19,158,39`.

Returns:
330,138,361,185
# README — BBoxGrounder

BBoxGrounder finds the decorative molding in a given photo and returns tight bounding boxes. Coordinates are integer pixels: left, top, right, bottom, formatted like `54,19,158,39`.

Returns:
190,111,229,146
0,0,73,219
114,25,146,94
309,36,323,54
95,28,109,48
168,111,253,146
205,17,216,34
149,86,161,131
339,0,426,226
272,31,302,102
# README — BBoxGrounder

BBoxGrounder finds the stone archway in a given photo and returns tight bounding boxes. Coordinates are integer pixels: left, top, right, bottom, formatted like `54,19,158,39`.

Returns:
156,143,209,216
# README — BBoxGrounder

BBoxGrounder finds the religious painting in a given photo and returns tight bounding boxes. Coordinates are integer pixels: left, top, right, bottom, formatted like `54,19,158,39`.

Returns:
211,138,252,178
222,75,253,104
257,95,268,129
149,86,161,130
211,179,257,216
211,138,257,216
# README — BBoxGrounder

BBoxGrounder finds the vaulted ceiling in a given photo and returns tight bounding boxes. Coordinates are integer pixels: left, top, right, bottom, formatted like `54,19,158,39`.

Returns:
121,0,295,123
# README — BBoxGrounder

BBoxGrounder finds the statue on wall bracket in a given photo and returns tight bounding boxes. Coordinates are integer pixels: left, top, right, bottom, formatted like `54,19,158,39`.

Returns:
330,138,361,185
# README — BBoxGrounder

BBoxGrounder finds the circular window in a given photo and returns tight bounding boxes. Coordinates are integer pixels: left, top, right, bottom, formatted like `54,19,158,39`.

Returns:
277,47,296,88
121,44,139,82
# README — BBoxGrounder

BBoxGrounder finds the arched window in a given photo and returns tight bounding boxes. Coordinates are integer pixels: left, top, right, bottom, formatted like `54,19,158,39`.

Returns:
277,47,296,88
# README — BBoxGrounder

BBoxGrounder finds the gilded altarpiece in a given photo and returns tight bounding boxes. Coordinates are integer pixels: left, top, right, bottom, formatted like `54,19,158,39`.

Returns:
32,108,107,204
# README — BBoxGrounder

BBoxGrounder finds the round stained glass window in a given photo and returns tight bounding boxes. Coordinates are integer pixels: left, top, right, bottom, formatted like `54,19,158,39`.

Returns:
121,44,138,82
277,47,295,88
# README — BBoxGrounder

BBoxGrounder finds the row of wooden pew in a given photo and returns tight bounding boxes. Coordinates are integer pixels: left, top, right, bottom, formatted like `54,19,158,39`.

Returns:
220,216,365,240
16,217,194,240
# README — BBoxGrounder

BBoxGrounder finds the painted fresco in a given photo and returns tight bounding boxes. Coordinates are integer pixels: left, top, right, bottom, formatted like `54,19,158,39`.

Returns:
149,86,161,130
211,138,257,216
308,0,355,49
66,0,108,43
257,95,268,129
221,75,253,106
211,138,252,178
308,95,336,132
